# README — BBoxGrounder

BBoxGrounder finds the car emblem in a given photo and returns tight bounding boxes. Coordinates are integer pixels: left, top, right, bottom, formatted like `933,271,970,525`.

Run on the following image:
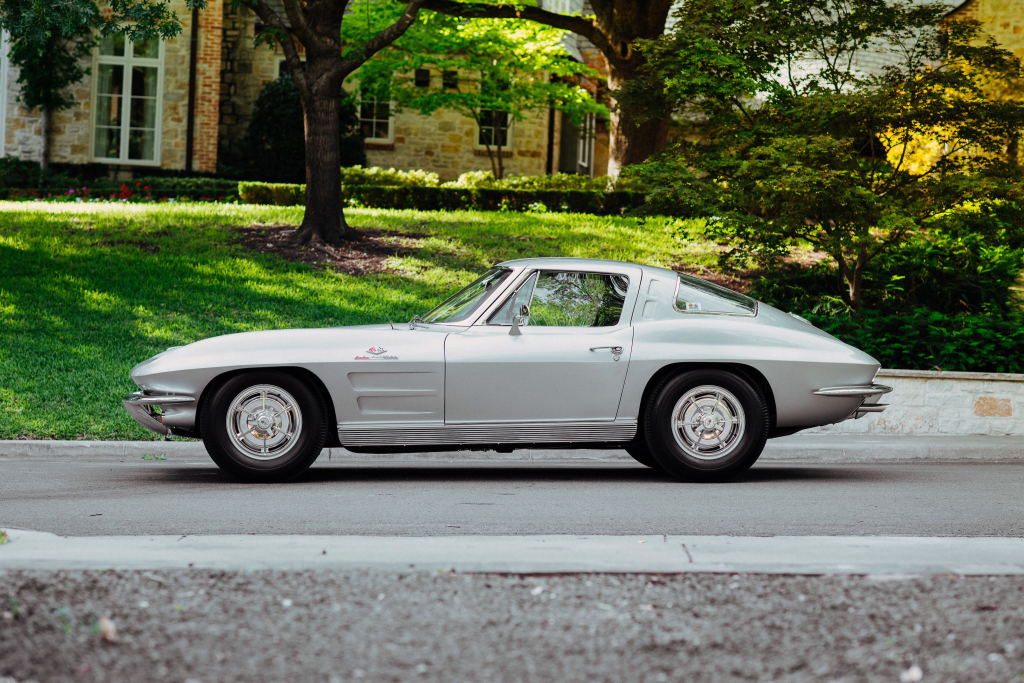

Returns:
355,345,398,360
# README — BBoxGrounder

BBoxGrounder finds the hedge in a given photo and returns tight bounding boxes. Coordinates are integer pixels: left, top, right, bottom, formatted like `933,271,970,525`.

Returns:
1,176,240,202
238,181,646,215
806,309,1024,374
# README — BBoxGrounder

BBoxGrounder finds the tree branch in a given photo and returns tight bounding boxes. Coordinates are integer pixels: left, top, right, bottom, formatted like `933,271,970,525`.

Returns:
336,0,428,78
245,0,310,97
420,0,615,66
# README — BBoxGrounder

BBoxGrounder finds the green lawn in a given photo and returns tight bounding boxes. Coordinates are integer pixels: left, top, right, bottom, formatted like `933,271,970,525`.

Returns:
0,202,706,439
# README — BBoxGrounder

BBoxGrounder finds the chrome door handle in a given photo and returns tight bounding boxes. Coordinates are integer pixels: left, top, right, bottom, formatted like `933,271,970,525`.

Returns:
590,346,623,354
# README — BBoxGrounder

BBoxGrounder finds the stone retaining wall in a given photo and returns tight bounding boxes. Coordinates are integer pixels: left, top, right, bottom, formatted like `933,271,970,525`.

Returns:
809,369,1024,436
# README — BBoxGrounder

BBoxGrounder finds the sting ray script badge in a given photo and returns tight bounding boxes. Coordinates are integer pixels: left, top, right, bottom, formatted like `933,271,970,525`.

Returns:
355,346,398,360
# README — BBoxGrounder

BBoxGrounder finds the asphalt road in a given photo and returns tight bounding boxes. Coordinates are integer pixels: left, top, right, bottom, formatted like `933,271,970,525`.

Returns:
2,459,1022,537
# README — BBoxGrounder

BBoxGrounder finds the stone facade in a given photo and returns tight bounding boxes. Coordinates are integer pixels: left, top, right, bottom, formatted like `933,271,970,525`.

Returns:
809,369,1024,436
362,84,550,182
1,0,222,173
218,3,279,167
950,0,1024,63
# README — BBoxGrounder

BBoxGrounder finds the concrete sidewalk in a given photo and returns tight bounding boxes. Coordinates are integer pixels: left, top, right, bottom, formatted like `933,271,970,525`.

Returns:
2,529,1023,574
1,434,1022,462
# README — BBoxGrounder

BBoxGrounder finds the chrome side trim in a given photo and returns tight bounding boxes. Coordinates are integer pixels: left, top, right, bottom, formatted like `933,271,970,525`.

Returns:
813,384,893,397
338,420,638,447
123,392,196,406
122,392,196,436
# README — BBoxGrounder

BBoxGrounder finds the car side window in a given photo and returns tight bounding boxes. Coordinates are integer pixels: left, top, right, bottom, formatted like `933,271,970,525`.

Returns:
674,274,757,316
489,272,539,325
526,271,630,327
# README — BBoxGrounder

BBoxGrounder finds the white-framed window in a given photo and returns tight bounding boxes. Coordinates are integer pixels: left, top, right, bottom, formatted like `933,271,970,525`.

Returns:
359,96,394,143
91,32,164,165
545,0,572,13
0,31,9,147
577,112,595,173
477,109,512,149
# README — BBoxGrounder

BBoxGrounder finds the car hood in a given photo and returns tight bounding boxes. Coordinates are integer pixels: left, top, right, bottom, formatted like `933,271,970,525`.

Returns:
130,323,457,384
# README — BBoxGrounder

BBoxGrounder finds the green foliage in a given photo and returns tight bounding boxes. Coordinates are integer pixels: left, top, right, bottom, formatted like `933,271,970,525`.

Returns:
624,0,1024,310
244,76,366,183
1,175,240,201
239,181,645,215
0,1,95,113
339,166,440,187
751,206,1024,316
442,171,646,192
238,182,307,206
0,156,44,188
806,310,1024,374
352,6,605,178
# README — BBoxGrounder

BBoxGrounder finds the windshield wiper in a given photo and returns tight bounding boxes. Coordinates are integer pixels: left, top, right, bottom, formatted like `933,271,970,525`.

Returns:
408,314,426,330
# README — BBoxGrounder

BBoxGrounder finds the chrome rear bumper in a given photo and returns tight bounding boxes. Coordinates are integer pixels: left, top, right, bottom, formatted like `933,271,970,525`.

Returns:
813,384,893,397
123,391,196,435
813,384,893,421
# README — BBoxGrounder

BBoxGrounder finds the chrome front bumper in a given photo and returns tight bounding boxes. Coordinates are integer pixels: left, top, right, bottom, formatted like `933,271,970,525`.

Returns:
814,384,893,420
123,391,196,435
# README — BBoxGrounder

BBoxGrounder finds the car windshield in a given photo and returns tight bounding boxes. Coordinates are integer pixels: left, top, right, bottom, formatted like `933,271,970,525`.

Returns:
422,267,512,324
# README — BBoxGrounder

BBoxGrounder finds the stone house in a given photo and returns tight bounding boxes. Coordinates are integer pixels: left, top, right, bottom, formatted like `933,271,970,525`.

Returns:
0,0,1018,180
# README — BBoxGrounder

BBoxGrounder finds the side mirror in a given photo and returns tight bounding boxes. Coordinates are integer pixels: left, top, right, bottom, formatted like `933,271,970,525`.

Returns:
510,304,530,337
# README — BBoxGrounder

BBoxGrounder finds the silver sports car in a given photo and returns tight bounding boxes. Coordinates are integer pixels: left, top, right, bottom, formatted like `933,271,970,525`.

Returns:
124,257,890,482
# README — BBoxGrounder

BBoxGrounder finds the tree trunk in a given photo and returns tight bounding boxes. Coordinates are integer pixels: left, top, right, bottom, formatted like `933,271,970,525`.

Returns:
606,66,670,178
296,91,348,244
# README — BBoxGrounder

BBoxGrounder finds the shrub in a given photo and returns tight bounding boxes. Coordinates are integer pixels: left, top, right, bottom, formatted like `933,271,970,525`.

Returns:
750,207,1024,318
243,76,365,183
441,170,646,192
807,309,1024,374
339,166,440,187
238,181,646,215
238,182,306,206
1,176,241,202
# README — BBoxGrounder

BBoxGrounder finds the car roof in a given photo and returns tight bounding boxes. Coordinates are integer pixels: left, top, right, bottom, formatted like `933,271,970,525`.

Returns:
496,256,678,279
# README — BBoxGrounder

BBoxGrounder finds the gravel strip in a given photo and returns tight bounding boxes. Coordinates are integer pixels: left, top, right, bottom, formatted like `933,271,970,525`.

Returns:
1,571,1022,682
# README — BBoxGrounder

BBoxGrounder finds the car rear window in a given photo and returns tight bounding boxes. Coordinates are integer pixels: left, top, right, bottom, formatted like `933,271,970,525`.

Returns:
674,274,756,317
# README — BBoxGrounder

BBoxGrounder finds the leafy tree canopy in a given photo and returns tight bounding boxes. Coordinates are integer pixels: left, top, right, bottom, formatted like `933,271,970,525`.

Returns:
349,2,606,177
622,0,1024,310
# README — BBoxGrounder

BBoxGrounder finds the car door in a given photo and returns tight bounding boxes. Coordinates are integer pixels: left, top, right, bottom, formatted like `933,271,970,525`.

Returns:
444,266,641,424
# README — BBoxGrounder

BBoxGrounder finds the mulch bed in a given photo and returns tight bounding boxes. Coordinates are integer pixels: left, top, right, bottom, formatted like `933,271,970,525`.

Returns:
234,224,418,275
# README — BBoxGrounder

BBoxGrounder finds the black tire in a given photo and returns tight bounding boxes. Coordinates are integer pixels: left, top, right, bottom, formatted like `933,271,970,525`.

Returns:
625,444,661,469
201,370,327,483
644,370,769,482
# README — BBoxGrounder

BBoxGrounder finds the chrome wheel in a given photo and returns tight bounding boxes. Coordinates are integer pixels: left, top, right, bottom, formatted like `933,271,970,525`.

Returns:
225,384,303,461
671,385,745,461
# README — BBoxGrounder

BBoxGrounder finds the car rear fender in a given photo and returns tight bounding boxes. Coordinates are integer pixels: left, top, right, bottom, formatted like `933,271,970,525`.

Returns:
629,362,778,445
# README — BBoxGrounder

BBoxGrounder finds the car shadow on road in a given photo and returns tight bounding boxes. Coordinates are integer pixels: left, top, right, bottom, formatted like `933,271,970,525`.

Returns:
139,462,903,485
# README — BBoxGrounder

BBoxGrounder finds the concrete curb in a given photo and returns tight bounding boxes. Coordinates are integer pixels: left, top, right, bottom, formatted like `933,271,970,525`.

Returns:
2,529,1023,574
0,435,1022,463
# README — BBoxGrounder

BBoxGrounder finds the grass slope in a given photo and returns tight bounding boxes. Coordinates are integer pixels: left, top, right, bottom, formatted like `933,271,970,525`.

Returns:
0,203,702,439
